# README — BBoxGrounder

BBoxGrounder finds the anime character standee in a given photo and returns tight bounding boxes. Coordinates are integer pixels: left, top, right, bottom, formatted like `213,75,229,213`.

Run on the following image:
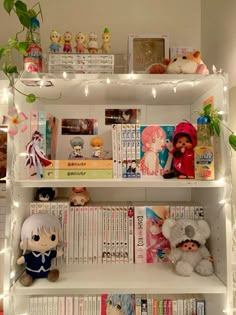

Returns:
25,131,52,178
17,213,63,286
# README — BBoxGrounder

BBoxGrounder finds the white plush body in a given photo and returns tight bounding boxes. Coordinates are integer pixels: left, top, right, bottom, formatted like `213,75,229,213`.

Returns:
170,246,213,276
162,219,214,277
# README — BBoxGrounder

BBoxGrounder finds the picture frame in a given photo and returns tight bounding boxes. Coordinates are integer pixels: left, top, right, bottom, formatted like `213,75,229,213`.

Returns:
128,34,169,73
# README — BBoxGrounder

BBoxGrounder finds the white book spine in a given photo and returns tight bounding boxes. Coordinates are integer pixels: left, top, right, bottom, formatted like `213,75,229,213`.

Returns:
135,124,141,178
92,296,97,315
128,206,134,264
88,296,93,315
47,297,53,315
115,205,120,264
79,206,84,264
190,206,195,219
88,206,93,264
83,296,88,315
58,296,66,315
53,296,58,315
111,206,116,263
83,206,89,264
106,205,111,263
29,297,35,315
50,202,58,217
97,295,101,315
97,206,103,264
37,297,43,315
36,202,44,213
93,206,98,264
122,124,127,178
112,124,118,178
43,202,51,214
170,206,176,220
119,206,124,263
123,206,129,263
66,296,73,315
184,206,190,219
74,296,79,315
134,206,146,263
74,206,79,264
42,297,48,315
126,124,132,178
172,300,178,315
69,206,75,264
102,205,107,263
30,202,37,215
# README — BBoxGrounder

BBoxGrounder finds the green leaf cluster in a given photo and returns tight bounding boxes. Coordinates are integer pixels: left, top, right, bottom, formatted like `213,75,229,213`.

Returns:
0,0,43,102
198,103,236,151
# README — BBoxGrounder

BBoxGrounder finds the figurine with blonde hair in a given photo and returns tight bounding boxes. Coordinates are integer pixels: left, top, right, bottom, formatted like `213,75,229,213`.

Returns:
63,31,72,53
101,27,111,53
90,136,104,158
49,30,61,53
75,32,87,53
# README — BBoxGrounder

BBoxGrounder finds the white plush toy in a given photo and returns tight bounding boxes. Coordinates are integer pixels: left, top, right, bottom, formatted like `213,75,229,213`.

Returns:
162,219,213,277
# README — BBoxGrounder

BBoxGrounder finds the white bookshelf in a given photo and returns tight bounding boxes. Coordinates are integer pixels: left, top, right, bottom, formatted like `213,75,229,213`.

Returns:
1,72,233,314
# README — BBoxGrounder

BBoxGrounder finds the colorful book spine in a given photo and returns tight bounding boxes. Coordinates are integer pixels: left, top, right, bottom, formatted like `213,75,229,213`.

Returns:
134,206,146,263
44,169,113,179
128,206,134,264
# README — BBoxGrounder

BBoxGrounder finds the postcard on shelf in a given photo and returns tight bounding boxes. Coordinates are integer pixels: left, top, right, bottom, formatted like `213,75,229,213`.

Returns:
101,294,135,315
105,109,141,125
128,33,169,73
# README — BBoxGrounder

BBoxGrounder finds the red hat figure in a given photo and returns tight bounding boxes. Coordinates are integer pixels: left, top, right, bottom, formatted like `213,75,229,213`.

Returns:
164,121,197,179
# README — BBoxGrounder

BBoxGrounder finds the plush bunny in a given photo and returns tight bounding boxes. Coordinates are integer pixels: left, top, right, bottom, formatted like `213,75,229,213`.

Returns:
146,51,209,75
162,218,213,276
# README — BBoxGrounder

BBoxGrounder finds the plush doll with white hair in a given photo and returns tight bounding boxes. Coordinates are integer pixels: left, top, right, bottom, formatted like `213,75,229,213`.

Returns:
162,219,213,276
17,213,63,286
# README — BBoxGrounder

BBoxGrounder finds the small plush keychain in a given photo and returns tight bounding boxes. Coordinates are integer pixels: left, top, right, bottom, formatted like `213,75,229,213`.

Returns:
17,213,63,286
35,187,55,202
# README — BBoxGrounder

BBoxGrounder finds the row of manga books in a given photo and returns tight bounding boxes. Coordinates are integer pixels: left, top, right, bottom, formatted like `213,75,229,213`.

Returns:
112,124,176,179
29,294,206,315
30,201,204,265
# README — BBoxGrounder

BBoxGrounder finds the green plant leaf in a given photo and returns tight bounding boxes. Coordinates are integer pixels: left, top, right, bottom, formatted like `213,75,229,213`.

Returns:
0,48,5,59
18,41,29,54
16,10,31,28
203,103,212,116
4,0,14,14
15,0,27,12
229,134,236,151
211,120,221,136
6,65,18,74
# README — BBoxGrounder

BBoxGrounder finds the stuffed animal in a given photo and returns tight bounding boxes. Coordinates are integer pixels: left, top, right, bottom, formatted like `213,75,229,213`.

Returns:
146,51,209,74
162,218,213,277
35,187,55,201
69,187,90,206
17,213,63,286
163,121,197,179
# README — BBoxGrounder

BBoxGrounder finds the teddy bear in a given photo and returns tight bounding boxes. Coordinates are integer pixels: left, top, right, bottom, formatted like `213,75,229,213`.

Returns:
146,51,209,74
162,218,214,277
163,121,197,179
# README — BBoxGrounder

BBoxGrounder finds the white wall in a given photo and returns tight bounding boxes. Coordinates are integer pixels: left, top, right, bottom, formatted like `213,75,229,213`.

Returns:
0,0,201,69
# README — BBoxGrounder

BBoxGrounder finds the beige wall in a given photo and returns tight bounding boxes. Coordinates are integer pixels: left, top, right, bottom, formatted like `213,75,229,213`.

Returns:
0,0,201,69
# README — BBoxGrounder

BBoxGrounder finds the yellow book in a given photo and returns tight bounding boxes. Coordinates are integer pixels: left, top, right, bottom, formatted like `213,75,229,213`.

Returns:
45,159,113,170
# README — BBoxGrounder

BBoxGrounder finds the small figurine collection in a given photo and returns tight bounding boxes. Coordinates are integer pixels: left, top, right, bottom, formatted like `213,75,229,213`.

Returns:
49,28,111,54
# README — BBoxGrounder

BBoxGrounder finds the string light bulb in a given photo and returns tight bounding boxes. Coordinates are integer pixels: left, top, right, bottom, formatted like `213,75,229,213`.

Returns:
106,78,111,84
63,71,67,80
152,87,157,99
84,84,89,97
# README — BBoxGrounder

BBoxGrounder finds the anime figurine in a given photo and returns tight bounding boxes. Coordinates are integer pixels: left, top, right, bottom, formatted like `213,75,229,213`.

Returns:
35,187,55,201
49,30,61,53
90,136,104,158
69,187,90,206
25,131,52,178
104,294,135,315
163,122,197,179
74,32,87,53
140,126,166,176
63,31,72,53
17,213,63,286
101,27,111,54
68,136,84,159
146,207,170,263
87,32,98,54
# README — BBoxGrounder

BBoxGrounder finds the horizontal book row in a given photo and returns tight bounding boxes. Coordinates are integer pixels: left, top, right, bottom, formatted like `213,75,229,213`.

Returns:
29,293,206,315
30,202,204,265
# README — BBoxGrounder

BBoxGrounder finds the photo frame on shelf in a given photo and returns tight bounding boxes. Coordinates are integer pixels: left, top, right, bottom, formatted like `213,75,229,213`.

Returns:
128,34,169,73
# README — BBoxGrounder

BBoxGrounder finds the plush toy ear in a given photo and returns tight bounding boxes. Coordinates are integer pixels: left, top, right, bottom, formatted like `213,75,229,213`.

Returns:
197,220,210,240
162,218,176,240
